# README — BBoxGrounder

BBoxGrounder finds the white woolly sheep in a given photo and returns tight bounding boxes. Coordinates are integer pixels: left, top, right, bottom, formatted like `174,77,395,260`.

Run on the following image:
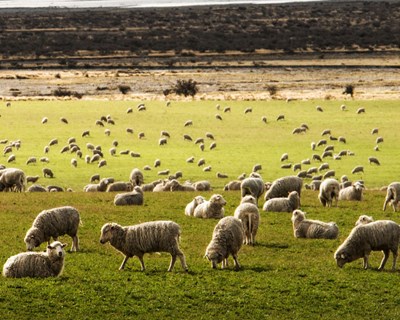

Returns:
0,168,26,192
194,194,226,219
205,216,244,270
192,180,212,191
291,210,339,239
84,178,110,192
339,184,364,201
185,195,206,216
264,176,302,201
24,206,80,252
129,168,144,186
99,221,188,272
234,195,260,245
206,132,215,140
241,177,265,203
263,191,300,213
3,241,67,278
27,184,47,192
223,180,241,191
355,215,374,226
318,178,340,207
26,175,40,184
334,220,400,270
141,179,162,192
114,186,144,206
107,181,133,192
383,182,400,212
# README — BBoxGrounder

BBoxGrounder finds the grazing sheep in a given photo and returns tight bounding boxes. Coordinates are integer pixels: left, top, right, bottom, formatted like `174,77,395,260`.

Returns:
291,210,339,239
184,120,193,127
334,220,400,270
215,114,223,121
355,215,374,226
376,136,384,144
60,117,68,124
161,130,170,138
199,143,205,151
95,120,104,126
0,167,26,192
114,186,144,206
241,177,265,203
206,132,215,140
323,170,335,179
99,221,188,272
183,134,192,141
104,129,111,136
340,104,347,111
368,156,380,165
263,191,300,212
159,138,168,146
26,175,39,184
26,157,37,165
311,142,316,150
140,179,162,192
371,128,379,135
276,114,285,121
312,154,322,162
41,117,48,124
7,154,15,163
3,241,67,278
234,195,260,245
351,166,364,174
98,159,107,168
90,174,100,183
316,105,323,112
305,180,322,191
318,178,340,207
205,216,244,270
281,163,292,169
192,180,212,191
169,179,195,192
297,170,309,178
107,181,133,192
293,163,302,171
194,137,204,145
129,168,144,186
40,157,50,163
280,153,289,162
70,158,78,168
292,127,306,134
223,107,230,112
264,176,302,201
356,107,366,114
252,164,262,172
46,185,64,192
197,158,205,166
210,142,217,150
185,195,206,216
158,169,170,176
223,180,241,191
339,184,364,201
244,107,252,114
262,116,267,124
383,182,400,212
321,129,331,136
126,128,134,134
216,172,228,179
82,130,90,137
27,184,47,192
194,194,226,219
24,206,80,251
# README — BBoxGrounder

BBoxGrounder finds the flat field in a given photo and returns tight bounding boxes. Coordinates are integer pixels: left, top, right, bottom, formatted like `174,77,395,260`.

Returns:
0,99,400,319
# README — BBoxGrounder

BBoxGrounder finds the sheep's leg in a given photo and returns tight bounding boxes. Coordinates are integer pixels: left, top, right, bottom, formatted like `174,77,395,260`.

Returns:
137,255,146,271
71,235,79,252
391,249,398,271
221,258,228,269
177,252,188,271
363,255,370,269
119,256,130,270
168,255,177,272
378,250,390,271
232,254,241,270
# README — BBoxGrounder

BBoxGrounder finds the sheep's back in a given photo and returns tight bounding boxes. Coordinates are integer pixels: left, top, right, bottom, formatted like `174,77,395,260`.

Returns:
265,176,302,200
33,206,80,237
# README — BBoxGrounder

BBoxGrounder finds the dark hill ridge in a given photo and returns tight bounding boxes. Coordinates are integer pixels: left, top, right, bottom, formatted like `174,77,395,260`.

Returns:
0,1,399,69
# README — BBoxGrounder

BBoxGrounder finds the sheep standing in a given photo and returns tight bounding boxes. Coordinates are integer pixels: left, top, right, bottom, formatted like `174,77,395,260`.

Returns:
291,210,339,239
264,176,302,201
338,183,364,201
334,220,400,270
99,221,188,272
205,216,244,270
383,182,400,212
193,194,226,219
318,178,340,207
24,206,80,251
263,191,300,212
234,195,260,245
129,168,144,186
0,167,26,192
3,241,67,278
185,195,206,216
114,186,144,206
240,177,265,203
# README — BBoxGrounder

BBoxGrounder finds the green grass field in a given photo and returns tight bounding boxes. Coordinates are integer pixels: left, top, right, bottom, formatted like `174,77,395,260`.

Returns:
0,99,400,319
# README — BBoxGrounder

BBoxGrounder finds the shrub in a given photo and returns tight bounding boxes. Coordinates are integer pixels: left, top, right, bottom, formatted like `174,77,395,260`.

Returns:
343,84,355,97
52,87,83,99
166,79,199,97
267,85,278,96
118,84,131,94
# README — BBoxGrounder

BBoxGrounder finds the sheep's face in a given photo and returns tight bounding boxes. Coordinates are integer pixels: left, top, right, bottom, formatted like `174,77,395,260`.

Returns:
100,223,116,244
24,228,42,251
334,250,351,268
194,196,206,206
291,210,305,223
210,194,226,207
355,215,374,226
47,241,67,258
240,195,256,205
205,251,223,268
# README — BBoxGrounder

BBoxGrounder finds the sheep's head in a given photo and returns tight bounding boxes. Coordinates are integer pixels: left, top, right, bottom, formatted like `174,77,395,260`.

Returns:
47,241,67,258
24,227,43,251
100,223,120,244
291,210,305,223
355,215,374,226
210,194,226,207
194,196,206,206
240,195,256,205
205,250,224,268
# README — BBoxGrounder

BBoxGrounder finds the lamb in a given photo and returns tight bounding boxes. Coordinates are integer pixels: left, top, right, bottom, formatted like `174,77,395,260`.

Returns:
334,220,400,270
24,206,80,252
194,194,226,219
383,182,400,212
234,195,260,245
99,221,188,272
355,215,374,226
107,181,133,192
114,186,144,206
264,176,302,201
339,183,364,201
42,168,54,178
262,191,300,212
241,177,265,203
291,209,339,239
185,195,206,216
129,168,144,186
3,241,67,278
204,216,244,270
318,178,340,207
0,167,26,192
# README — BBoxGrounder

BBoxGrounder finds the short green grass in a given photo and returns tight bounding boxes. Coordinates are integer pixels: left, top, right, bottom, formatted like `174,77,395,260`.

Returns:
0,100,400,319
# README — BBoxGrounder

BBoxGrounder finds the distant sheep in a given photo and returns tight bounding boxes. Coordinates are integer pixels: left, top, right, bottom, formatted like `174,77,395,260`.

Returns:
339,184,364,201
234,195,260,245
205,216,244,270
42,168,54,178
3,241,67,278
318,178,340,207
334,220,400,270
0,168,26,192
26,175,39,184
263,191,300,212
84,178,110,192
264,176,302,201
351,166,364,174
185,195,206,216
216,172,228,179
291,210,339,239
159,138,168,146
368,156,380,165
383,182,400,212
241,177,265,203
114,186,144,206
223,180,241,191
169,179,195,192
107,181,133,192
99,221,188,272
280,153,289,162
194,194,226,219
24,206,80,251
184,120,193,127
129,168,144,186
192,180,212,191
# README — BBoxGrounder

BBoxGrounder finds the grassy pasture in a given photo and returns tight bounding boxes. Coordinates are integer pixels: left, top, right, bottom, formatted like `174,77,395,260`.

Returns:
0,99,400,319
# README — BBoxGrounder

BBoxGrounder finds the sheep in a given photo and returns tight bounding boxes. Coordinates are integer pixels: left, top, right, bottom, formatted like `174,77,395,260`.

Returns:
3,241,67,278
262,116,267,124
24,206,80,252
355,215,374,226
130,152,140,158
334,220,400,270
71,158,77,168
312,154,322,162
40,157,49,163
318,178,340,207
293,163,302,171
371,128,379,134
305,180,322,191
215,114,222,121
157,169,170,176
376,136,384,144
291,210,339,239
107,181,133,192
262,191,300,212
60,117,68,124
197,158,205,166
223,180,241,191
26,157,37,165
27,184,47,192
154,159,161,168
95,119,104,126
205,132,215,140
99,221,188,272
26,175,39,184
159,138,168,146
194,194,226,219
292,127,306,134
264,176,302,201
281,163,292,169
276,114,285,121
185,195,206,216
0,168,26,192
90,174,100,183
241,177,265,203
169,179,195,192
216,172,228,179
184,120,193,127
46,185,64,192
192,180,212,191
244,107,252,114
210,142,217,150
84,178,110,192
114,186,144,206
41,117,48,124
183,134,192,141
316,105,323,112
7,154,15,163
356,107,366,114
252,164,262,172
317,139,327,147
339,184,364,201
194,137,204,145
82,130,90,137
323,170,335,179
280,153,289,162
351,166,364,174
204,216,244,270
129,168,144,186
160,130,170,138
368,156,380,165
383,182,400,212
141,179,162,192
234,195,260,245
98,159,107,168
126,128,134,134
223,107,230,112
321,129,331,136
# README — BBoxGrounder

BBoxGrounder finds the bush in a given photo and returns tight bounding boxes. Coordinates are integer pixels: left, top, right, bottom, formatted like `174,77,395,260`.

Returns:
267,85,278,96
166,79,198,97
118,84,131,94
52,87,83,99
343,84,355,97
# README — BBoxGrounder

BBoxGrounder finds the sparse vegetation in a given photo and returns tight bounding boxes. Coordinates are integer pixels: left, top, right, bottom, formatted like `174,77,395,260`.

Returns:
343,84,355,98
165,79,199,97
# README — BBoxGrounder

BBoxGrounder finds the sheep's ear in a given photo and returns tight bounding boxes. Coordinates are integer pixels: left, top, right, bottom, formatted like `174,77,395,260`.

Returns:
62,243,67,248
47,245,52,249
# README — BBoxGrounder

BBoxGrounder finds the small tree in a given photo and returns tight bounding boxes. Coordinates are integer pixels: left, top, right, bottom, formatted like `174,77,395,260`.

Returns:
267,85,278,97
173,79,199,97
343,84,354,98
